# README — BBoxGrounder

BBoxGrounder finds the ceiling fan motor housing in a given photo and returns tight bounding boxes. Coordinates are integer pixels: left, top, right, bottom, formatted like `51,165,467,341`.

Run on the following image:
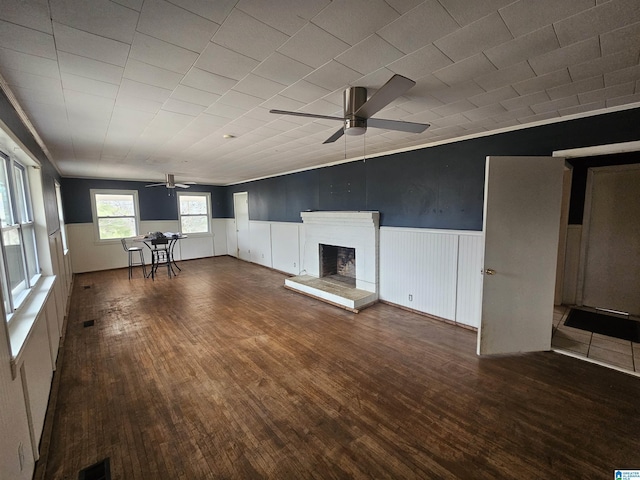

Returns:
344,86,368,136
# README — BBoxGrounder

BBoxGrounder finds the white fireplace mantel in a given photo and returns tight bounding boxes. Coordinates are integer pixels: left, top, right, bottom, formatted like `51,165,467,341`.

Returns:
300,211,380,228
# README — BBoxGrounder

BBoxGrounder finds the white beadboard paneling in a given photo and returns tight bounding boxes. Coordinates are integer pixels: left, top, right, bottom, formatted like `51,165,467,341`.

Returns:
249,221,272,267
562,224,582,305
20,312,53,460
211,218,228,256
45,302,60,368
380,227,459,321
176,235,213,260
456,234,484,328
271,222,300,274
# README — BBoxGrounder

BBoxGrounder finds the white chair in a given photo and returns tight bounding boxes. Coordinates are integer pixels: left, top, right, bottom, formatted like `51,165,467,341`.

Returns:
121,238,146,279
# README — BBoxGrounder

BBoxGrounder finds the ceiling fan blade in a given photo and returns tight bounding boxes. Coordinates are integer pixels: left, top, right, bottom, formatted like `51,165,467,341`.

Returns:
145,183,165,187
175,183,191,188
354,74,416,119
367,118,430,133
270,109,343,121
323,127,345,144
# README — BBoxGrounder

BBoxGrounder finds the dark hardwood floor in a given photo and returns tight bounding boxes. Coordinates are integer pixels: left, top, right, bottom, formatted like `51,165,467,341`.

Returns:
39,256,640,479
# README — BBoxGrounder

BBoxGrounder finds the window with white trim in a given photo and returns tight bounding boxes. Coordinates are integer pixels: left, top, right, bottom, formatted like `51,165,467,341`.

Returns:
90,190,140,240
0,150,41,317
177,192,210,234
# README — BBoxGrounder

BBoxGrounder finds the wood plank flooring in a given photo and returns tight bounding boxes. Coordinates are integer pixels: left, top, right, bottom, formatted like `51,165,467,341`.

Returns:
40,256,640,479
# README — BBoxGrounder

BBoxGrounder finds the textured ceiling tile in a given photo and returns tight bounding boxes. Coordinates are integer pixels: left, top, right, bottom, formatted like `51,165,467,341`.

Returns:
114,94,163,114
9,82,64,107
569,48,639,81
501,91,551,110
474,61,535,91
499,0,595,38
605,64,640,86
232,74,286,99
111,0,143,11
462,103,507,121
387,44,453,79
600,21,640,55
429,80,486,103
335,34,404,75
439,0,515,26
433,53,496,86
119,78,172,103
0,47,59,78
0,0,52,34
53,22,129,66
511,68,571,95
530,95,580,114
170,85,221,107
123,59,183,90
485,26,559,69
169,0,236,23
606,91,640,107
213,9,289,61
49,0,138,43
181,68,237,94
578,81,635,103
204,102,248,120
516,110,560,124
0,19,56,59
559,100,606,116
312,0,399,46
432,99,477,116
468,85,519,107
435,13,513,62
237,0,330,35
304,60,362,91
529,37,600,75
253,52,314,86
554,0,640,47
546,75,604,99
57,51,124,84
384,0,424,15
61,71,119,99
161,98,206,116
137,0,220,53
129,33,198,74
196,43,259,80
277,23,350,69
378,0,459,54
218,90,263,110
5,69,62,95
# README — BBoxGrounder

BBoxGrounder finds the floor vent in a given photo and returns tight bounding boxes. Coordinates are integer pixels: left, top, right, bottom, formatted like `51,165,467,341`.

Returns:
83,320,95,328
83,285,91,289
78,458,110,480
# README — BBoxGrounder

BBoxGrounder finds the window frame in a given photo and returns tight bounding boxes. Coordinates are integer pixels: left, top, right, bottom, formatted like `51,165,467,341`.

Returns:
90,189,140,242
177,191,211,236
0,149,41,320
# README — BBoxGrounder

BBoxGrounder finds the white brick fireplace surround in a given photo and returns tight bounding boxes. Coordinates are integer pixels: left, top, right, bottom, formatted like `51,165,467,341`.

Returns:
285,211,380,312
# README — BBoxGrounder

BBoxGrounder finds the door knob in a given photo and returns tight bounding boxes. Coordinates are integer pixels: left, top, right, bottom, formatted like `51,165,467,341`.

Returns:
483,268,496,275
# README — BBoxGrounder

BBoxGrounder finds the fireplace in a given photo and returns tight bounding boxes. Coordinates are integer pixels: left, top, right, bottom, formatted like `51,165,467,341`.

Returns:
284,211,380,312
320,244,356,286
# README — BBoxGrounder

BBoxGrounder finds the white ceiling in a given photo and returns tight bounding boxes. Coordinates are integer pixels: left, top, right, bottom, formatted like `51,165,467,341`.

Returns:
0,0,639,185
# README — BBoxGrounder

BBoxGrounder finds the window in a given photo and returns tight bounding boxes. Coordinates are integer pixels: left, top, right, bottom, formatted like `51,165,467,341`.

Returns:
178,192,210,234
55,182,68,251
91,190,139,240
0,150,40,316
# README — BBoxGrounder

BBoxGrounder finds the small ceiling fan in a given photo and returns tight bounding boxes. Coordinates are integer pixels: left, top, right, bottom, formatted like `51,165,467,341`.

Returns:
145,173,193,189
270,74,430,144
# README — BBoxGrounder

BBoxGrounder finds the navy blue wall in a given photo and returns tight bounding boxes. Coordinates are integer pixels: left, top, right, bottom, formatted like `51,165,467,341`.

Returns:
0,89,61,235
61,178,229,224
225,107,640,230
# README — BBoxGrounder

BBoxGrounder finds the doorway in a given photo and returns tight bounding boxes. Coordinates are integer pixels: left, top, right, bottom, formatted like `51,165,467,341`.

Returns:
233,192,250,261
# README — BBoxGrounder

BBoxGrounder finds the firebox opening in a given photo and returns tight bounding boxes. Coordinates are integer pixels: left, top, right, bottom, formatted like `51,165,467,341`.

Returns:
319,244,356,287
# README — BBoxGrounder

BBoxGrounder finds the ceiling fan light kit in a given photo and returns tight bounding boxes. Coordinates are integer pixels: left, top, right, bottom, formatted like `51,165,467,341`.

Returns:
269,74,430,144
146,173,192,190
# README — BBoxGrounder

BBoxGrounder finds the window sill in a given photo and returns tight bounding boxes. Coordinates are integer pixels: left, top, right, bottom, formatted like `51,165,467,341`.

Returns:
7,275,56,379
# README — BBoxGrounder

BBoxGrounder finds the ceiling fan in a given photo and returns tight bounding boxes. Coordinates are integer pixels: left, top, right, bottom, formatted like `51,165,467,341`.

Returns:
270,74,430,144
145,174,193,189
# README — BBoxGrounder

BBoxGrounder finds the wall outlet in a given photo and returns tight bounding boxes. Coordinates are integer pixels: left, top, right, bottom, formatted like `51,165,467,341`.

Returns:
408,294,413,301
293,262,296,268
261,253,264,258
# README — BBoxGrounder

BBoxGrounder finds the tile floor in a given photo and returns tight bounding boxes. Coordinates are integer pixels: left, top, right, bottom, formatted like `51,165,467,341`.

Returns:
552,305,640,373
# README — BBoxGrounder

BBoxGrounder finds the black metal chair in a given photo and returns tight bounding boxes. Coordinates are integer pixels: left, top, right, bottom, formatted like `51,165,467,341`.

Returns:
121,238,146,279
149,237,172,279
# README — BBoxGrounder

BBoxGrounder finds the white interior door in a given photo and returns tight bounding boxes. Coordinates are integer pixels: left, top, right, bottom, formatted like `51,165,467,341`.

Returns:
233,192,250,261
478,156,565,355
580,165,640,315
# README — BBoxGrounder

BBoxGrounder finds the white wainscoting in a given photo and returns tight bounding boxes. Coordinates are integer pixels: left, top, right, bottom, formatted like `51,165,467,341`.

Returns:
378,227,484,328
240,222,484,328
67,219,228,273
226,218,237,257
